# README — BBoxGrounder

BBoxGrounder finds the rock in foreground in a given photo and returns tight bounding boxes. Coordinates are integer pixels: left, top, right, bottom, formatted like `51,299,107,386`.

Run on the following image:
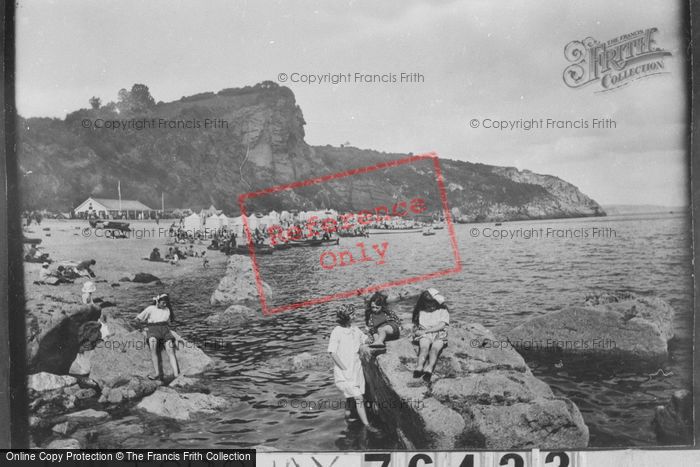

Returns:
360,323,589,449
137,387,227,420
85,329,213,382
505,292,675,364
27,303,102,374
28,373,77,392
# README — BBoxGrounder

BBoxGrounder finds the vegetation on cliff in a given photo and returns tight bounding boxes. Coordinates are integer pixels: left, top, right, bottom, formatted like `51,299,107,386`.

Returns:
18,82,604,221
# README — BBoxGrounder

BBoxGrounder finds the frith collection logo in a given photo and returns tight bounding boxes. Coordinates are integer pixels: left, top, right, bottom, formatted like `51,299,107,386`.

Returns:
563,27,671,91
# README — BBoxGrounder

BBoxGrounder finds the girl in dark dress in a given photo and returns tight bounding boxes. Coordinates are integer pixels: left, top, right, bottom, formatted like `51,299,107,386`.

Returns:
364,292,401,348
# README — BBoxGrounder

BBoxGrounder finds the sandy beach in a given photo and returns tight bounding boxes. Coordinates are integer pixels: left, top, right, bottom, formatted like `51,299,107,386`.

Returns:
23,219,230,313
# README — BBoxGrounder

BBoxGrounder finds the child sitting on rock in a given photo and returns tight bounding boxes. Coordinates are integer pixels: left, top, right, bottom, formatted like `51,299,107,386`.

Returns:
81,281,96,304
412,288,450,383
135,293,179,380
365,291,401,348
328,304,378,432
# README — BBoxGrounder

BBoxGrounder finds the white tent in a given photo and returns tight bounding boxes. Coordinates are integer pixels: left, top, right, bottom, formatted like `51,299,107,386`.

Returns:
183,213,202,233
299,209,336,221
212,213,229,232
229,215,249,239
257,215,274,228
206,215,222,230
267,210,281,225
246,215,261,231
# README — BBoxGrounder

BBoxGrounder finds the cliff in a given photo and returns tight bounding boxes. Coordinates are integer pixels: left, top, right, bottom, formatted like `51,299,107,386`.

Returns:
18,82,605,221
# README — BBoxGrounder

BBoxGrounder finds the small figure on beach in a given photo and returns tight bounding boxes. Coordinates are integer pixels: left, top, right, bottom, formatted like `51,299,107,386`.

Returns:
25,244,50,263
364,291,401,348
135,293,179,380
76,258,96,278
81,281,96,305
412,288,449,383
328,304,378,432
149,248,162,262
39,262,51,282
202,251,209,269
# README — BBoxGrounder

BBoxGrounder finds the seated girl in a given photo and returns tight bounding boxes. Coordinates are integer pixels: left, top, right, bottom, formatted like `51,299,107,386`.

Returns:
135,293,179,380
364,291,401,348
412,288,449,383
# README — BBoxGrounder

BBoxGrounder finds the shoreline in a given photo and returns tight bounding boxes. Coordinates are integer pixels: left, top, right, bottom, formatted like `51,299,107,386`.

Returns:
24,219,232,448
22,218,690,449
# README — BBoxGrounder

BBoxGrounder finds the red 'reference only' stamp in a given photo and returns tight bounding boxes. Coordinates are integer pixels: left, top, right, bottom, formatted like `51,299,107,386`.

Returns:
238,153,462,315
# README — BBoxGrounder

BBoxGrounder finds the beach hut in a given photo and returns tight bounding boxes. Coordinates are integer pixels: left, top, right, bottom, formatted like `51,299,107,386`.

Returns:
183,213,202,233
75,197,155,220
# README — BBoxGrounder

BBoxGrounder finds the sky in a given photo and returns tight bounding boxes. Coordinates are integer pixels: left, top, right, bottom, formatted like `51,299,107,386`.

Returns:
16,0,689,206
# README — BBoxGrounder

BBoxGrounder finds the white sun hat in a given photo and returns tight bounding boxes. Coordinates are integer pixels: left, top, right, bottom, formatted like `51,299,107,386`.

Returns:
426,287,445,305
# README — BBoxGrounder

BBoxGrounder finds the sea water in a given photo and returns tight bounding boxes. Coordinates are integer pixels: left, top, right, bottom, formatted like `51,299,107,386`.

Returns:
111,213,692,449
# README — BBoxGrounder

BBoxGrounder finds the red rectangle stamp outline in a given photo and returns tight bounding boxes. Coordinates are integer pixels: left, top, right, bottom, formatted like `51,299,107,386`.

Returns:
237,152,462,315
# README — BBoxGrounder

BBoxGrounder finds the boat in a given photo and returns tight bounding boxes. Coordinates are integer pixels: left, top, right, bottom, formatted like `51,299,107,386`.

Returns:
422,227,436,236
289,238,340,247
337,231,368,238
367,228,422,235
495,222,502,226
227,245,274,256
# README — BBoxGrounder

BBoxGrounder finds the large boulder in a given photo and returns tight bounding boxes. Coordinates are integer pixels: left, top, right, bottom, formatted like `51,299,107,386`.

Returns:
85,327,214,382
360,323,589,450
137,387,227,420
210,256,272,306
505,292,675,364
26,303,102,374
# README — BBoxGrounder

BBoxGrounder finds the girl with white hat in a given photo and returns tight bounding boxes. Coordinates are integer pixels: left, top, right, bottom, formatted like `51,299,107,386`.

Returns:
81,281,96,305
411,288,450,383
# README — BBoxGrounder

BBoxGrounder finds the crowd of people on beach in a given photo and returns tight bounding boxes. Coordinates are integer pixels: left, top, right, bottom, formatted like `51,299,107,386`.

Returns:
328,287,450,431
146,246,209,268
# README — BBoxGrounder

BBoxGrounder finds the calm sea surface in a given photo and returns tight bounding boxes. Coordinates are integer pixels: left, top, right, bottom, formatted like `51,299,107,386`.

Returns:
111,213,693,449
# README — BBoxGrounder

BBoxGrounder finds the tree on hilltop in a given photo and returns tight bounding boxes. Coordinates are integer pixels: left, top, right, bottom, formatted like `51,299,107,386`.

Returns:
117,83,156,114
